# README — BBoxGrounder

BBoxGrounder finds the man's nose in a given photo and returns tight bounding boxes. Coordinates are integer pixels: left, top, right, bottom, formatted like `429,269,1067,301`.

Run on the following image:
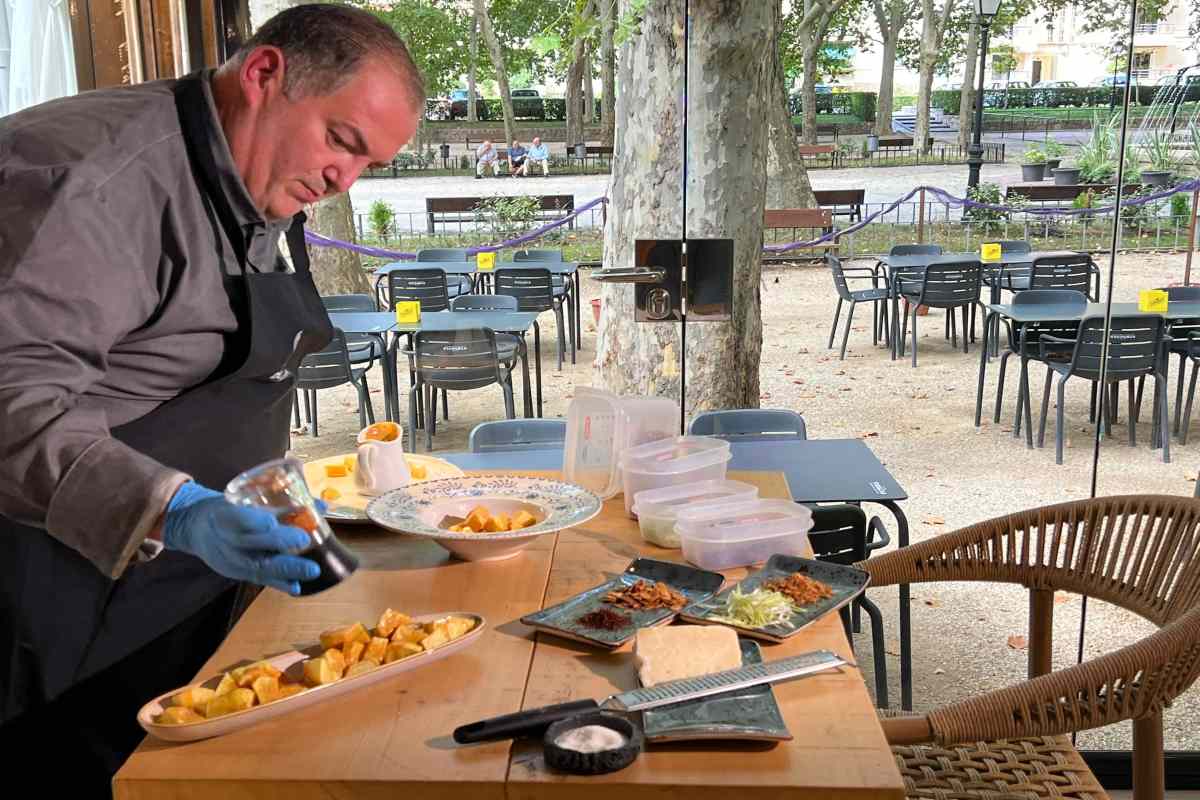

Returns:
323,164,359,195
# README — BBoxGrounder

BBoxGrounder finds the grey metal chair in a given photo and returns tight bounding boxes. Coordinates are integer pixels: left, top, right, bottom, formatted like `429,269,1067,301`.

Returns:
826,254,891,359
416,248,472,297
688,409,807,441
408,328,517,451
975,241,1033,337
897,260,984,367
513,249,564,262
1155,286,1200,443
388,268,451,313
320,294,385,364
452,293,534,417
1004,253,1099,300
469,419,566,452
512,251,574,349
1036,315,1170,465
496,267,573,370
296,328,376,438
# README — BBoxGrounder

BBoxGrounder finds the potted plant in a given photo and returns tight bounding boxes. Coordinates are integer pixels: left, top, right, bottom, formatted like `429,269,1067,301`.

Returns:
1076,112,1117,185
1021,147,1048,181
1053,163,1083,185
1072,189,1096,220
1140,130,1179,187
1044,139,1066,172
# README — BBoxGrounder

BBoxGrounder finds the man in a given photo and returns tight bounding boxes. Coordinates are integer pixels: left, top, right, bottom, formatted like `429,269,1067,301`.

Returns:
475,139,500,177
526,136,551,176
0,4,422,791
508,138,528,176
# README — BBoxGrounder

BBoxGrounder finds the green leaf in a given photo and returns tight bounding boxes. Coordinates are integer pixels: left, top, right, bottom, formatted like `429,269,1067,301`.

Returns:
530,34,561,56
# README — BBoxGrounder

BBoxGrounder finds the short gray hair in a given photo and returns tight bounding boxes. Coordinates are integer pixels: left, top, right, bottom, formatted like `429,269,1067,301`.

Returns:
226,3,425,106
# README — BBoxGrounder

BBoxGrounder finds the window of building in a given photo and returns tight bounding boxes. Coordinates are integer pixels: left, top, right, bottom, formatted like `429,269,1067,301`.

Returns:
0,0,78,118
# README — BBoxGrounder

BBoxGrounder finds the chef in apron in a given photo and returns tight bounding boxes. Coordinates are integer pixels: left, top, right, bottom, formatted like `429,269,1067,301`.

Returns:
0,4,424,793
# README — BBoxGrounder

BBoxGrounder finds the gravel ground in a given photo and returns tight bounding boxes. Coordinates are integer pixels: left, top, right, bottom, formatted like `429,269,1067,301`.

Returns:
293,245,1200,753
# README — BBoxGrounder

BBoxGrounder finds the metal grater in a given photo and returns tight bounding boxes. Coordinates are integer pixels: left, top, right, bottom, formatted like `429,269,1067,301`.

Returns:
601,650,847,712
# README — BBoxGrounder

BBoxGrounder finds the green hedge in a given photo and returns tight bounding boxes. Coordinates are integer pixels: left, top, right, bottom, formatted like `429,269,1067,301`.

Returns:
931,84,1181,115
787,91,876,122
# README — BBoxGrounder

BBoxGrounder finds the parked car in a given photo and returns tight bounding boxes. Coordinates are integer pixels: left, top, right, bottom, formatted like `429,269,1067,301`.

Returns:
449,88,488,120
1098,74,1138,87
1032,80,1080,107
511,88,545,120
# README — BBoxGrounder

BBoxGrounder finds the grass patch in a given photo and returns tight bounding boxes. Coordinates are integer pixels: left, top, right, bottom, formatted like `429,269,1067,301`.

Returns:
790,114,866,126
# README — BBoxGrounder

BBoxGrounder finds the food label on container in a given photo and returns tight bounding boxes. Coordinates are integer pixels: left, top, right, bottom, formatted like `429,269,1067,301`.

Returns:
476,252,496,271
980,243,1001,263
395,301,421,324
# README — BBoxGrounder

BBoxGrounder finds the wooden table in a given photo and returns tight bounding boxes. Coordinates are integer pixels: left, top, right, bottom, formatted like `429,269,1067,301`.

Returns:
115,471,904,800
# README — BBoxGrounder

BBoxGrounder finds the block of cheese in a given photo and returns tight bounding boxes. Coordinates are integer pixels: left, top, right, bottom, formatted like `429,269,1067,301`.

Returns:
634,625,742,688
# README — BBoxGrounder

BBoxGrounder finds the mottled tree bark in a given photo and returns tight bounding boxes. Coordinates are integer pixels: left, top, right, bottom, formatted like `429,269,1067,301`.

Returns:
584,45,596,124
565,0,597,148
595,0,770,414
873,0,909,137
767,0,816,209
468,12,479,122
474,0,514,146
957,20,979,149
914,0,958,154
600,0,616,146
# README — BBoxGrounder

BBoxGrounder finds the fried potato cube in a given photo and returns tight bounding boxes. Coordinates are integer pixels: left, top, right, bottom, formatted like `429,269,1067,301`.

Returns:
157,706,205,725
421,627,450,651
343,640,365,666
465,506,491,532
278,682,306,699
447,524,462,532
232,660,282,688
320,487,341,502
322,648,347,678
375,608,412,638
302,657,342,686
391,624,426,644
251,675,281,705
384,641,423,664
342,456,356,473
364,636,389,663
513,510,537,529
345,660,380,678
444,617,475,639
204,688,256,718
323,463,347,478
214,673,237,696
171,686,215,709
484,513,511,533
320,622,370,650
408,463,428,480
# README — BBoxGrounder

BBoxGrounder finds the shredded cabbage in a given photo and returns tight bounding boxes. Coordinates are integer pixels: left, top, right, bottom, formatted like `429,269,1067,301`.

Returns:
707,587,796,629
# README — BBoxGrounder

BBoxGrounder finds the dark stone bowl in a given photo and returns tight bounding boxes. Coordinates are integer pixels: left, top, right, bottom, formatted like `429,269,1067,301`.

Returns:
543,712,643,775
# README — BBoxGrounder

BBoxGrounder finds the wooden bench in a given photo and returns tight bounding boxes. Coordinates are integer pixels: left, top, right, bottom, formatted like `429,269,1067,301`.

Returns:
425,195,575,234
762,208,837,263
797,144,838,167
567,144,614,170
1004,182,1135,207
813,188,865,223
877,135,913,149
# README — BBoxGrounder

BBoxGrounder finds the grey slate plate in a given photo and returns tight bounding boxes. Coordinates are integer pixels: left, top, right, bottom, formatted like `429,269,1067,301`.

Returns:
521,558,724,649
678,554,869,643
642,638,790,743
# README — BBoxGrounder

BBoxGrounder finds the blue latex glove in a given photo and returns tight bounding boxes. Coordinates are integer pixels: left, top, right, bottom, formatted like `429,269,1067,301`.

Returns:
162,481,321,595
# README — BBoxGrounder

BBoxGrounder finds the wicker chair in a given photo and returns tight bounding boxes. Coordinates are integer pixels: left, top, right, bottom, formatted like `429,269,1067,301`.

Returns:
858,495,1200,800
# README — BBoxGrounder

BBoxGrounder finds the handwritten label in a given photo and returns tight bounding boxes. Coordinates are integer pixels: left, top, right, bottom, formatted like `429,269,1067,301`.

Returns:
395,301,421,324
476,251,496,271
1138,289,1168,313
980,242,1002,263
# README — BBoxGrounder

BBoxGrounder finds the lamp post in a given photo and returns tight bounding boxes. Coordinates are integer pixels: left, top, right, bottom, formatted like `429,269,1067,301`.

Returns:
967,0,1002,191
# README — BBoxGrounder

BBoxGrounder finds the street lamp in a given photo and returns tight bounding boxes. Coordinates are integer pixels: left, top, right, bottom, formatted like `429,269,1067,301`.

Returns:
967,0,1003,191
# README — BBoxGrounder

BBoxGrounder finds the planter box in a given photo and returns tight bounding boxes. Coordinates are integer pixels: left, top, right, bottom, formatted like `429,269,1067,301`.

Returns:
1142,171,1173,187
1053,167,1082,185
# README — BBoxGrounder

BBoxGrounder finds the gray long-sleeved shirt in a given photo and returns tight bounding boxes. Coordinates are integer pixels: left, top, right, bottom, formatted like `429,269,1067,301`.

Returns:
0,73,287,579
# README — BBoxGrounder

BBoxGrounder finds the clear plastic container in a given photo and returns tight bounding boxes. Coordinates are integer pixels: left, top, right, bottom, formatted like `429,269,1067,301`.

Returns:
631,479,760,547
618,436,732,517
562,388,678,499
674,499,813,571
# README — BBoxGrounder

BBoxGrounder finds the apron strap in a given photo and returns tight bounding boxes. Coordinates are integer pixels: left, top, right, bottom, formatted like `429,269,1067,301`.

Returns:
285,212,312,277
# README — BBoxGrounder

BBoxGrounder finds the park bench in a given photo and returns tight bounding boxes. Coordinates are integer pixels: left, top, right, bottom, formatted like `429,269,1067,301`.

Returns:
1004,182,1136,208
761,208,837,263
813,188,865,223
797,143,838,167
567,144,615,170
425,195,575,234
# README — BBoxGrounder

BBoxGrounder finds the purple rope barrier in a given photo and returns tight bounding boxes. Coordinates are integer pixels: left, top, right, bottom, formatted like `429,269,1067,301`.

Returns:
304,196,608,259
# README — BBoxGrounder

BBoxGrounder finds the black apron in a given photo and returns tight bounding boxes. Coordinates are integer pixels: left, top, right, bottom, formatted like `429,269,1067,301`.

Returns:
0,74,333,724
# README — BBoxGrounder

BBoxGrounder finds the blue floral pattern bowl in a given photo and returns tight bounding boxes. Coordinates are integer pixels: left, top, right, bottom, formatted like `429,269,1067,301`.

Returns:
365,476,603,561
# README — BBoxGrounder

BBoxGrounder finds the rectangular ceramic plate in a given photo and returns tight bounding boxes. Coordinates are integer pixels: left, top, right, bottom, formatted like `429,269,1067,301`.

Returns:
678,554,869,643
521,558,724,649
642,638,790,742
137,612,486,742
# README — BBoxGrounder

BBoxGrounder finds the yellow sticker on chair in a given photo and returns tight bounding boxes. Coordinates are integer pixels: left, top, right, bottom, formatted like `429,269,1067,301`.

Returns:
476,251,496,271
980,243,1002,262
1139,289,1169,313
395,301,421,324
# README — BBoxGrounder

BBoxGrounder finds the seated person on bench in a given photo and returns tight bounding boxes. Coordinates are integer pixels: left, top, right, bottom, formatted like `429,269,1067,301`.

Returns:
475,139,500,177
508,139,527,176
524,137,550,176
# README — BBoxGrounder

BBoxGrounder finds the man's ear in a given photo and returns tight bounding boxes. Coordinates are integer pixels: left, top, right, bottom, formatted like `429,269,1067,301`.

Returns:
239,46,288,109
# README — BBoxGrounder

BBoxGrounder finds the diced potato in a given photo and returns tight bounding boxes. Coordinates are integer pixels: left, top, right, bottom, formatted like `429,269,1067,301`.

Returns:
365,636,389,664
171,686,215,709
157,706,205,725
232,660,282,687
375,608,412,638
214,673,237,696
484,513,511,533
447,524,462,532
342,456,356,473
320,622,370,650
346,660,380,678
409,463,428,480
421,627,450,651
513,510,537,529
343,640,365,666
278,682,307,699
391,624,426,645
320,487,341,502
323,463,347,478
302,656,342,686
322,648,347,678
444,617,475,639
251,675,281,705
205,688,256,718
384,641,423,664
465,506,491,532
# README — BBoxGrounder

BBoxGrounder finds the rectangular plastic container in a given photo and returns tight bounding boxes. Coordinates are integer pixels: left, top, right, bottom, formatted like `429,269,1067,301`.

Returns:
674,499,814,571
631,480,760,548
562,388,678,499
619,436,732,517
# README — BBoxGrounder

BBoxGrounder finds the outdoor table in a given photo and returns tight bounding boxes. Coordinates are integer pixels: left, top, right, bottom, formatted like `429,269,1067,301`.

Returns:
114,470,906,800
439,438,915,711
974,300,1200,447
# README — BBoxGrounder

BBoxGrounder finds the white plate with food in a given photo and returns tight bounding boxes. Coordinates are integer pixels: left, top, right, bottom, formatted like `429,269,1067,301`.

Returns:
138,609,485,742
302,453,464,524
365,475,603,561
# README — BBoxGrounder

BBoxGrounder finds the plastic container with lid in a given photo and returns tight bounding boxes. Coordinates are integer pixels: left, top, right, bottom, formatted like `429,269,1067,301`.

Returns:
562,388,678,499
630,479,760,548
674,499,813,571
618,436,732,517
